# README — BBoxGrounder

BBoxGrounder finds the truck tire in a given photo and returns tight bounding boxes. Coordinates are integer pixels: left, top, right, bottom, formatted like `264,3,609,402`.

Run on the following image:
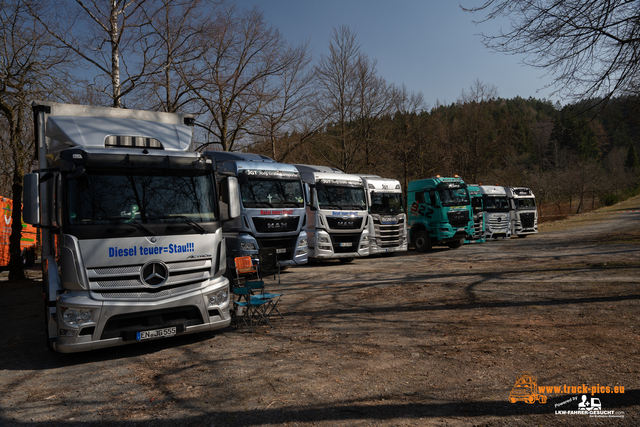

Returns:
517,234,527,238
339,257,354,264
414,230,432,252
447,239,463,249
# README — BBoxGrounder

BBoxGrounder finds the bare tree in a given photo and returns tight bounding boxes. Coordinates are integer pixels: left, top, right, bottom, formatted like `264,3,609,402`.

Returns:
314,25,362,172
453,79,500,181
1,0,69,280
352,54,397,172
179,5,298,152
463,0,640,103
251,40,317,162
34,0,159,108
141,0,218,113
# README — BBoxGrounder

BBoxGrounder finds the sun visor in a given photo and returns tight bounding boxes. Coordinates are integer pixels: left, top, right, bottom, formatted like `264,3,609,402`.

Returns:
45,116,192,152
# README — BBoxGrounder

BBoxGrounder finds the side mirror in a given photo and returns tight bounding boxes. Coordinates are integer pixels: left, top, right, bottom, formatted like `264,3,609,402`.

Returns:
303,183,311,206
226,177,241,220
23,173,40,225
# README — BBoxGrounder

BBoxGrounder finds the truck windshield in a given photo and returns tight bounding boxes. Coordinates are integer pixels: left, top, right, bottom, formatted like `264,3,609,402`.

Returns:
483,196,510,212
318,185,366,210
240,178,304,208
67,169,217,225
370,192,404,214
515,198,536,209
439,188,469,207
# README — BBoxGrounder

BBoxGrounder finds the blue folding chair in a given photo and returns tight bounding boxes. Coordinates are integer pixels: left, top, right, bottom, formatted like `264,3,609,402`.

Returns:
232,286,271,331
246,280,284,320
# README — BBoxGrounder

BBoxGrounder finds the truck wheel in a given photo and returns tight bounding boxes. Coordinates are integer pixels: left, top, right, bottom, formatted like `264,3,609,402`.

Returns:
339,258,354,264
414,231,432,252
447,239,463,249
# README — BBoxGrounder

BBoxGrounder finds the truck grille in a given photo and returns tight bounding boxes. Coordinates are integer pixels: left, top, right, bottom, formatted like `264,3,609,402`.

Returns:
255,236,298,261
326,216,363,230
88,259,211,301
372,215,405,248
520,212,535,228
330,233,361,253
447,210,470,227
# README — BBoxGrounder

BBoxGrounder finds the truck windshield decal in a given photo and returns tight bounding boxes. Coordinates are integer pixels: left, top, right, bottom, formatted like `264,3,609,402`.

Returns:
243,170,299,179
108,243,195,257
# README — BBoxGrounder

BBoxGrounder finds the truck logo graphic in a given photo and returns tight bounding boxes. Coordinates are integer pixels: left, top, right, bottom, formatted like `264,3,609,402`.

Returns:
267,221,288,229
509,372,547,404
141,261,168,287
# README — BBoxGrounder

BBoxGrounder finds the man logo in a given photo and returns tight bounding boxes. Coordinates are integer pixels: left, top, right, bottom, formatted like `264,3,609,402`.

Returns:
267,222,287,229
141,261,168,287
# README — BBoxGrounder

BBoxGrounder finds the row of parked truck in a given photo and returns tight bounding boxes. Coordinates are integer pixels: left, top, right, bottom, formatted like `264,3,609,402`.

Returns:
20,101,537,353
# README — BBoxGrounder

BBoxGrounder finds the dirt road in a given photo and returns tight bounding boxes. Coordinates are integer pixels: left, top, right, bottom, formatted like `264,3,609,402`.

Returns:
1,197,639,426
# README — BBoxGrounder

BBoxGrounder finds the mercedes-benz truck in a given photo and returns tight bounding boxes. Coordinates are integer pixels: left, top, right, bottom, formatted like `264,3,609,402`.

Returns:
479,185,511,239
206,151,308,268
23,101,240,353
358,175,407,254
506,187,538,237
294,165,369,263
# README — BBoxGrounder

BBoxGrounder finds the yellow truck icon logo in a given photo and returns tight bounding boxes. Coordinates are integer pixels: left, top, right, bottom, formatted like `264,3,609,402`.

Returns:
509,372,547,404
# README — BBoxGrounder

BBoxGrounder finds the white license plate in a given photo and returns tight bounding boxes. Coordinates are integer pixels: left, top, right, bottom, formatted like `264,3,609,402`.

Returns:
340,242,352,247
276,248,286,254
137,327,177,341
458,228,465,231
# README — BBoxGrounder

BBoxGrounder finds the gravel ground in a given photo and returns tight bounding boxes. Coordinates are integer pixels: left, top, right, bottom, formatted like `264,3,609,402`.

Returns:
1,196,639,427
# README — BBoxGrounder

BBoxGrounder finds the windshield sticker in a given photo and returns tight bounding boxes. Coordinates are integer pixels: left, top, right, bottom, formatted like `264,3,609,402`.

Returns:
109,243,195,257
332,211,359,216
244,170,299,179
260,210,294,215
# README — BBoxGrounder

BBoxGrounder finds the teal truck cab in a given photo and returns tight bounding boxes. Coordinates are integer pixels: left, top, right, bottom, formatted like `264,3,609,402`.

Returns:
464,184,486,244
407,176,474,252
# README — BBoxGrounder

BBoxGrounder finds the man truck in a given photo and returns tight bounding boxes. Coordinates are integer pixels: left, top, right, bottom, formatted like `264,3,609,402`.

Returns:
23,101,240,353
206,151,308,268
359,175,407,255
407,176,474,252
294,165,369,263
479,185,512,239
506,187,538,237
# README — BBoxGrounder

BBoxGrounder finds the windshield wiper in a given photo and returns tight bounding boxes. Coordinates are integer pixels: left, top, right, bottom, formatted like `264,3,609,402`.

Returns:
147,215,208,234
102,216,158,237
173,215,208,234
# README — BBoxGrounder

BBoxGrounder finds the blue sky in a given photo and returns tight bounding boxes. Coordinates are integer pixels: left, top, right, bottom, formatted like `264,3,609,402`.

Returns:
237,1,561,108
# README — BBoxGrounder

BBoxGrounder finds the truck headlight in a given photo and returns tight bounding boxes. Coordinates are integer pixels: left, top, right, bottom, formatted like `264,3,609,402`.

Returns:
60,307,94,326
207,289,229,307
317,236,330,243
240,242,256,251
298,238,307,247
